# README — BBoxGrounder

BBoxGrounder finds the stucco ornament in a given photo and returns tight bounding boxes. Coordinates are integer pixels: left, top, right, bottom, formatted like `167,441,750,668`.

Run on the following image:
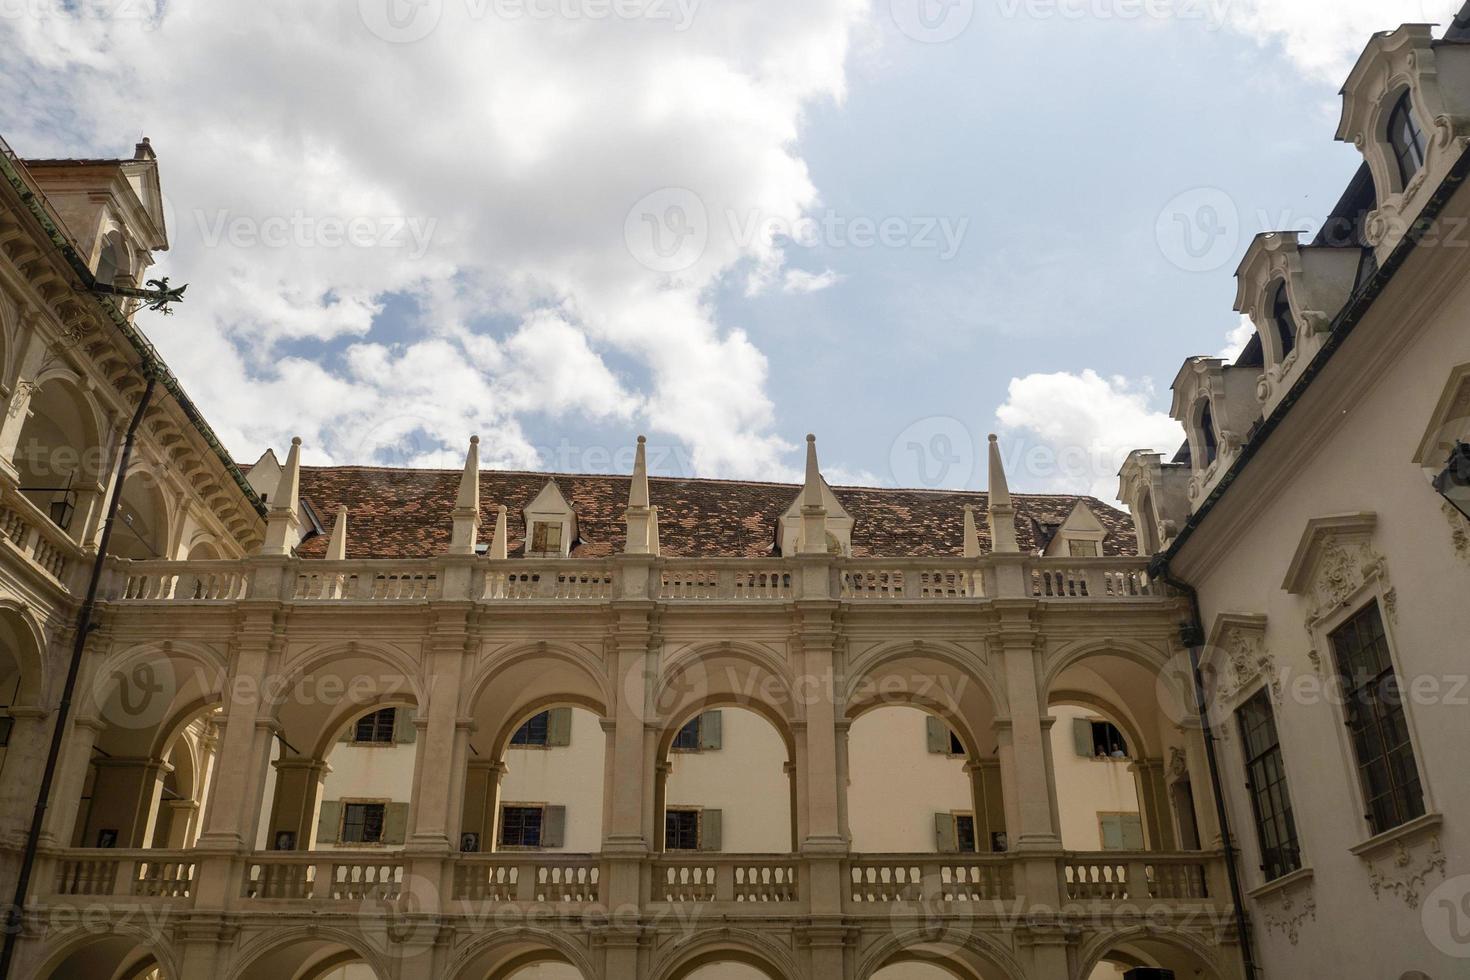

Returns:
1444,502,1470,563
1367,836,1447,911
1263,888,1317,946
1206,621,1278,710
1282,515,1388,630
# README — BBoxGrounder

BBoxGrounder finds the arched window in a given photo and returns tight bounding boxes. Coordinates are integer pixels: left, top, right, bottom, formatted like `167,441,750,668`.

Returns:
1198,400,1219,467
1270,280,1295,360
1388,92,1426,188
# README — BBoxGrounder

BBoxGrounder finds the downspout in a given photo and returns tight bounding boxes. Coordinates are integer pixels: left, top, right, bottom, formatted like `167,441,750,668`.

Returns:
1150,556,1260,980
0,374,158,980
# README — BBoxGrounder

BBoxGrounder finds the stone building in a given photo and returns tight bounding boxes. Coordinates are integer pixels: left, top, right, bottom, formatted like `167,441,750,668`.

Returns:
1,7,1468,980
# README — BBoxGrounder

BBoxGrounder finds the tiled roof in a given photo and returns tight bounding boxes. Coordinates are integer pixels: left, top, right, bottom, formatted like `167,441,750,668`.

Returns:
296,466,1137,560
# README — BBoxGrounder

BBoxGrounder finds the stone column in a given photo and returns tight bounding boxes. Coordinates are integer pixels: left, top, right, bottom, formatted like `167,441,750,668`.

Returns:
0,707,49,847
445,717,475,847
408,607,470,852
82,755,167,848
1131,757,1177,851
40,715,101,847
265,758,328,850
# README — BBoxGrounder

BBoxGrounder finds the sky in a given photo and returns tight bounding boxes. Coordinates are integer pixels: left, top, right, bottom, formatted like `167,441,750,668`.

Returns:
0,0,1461,502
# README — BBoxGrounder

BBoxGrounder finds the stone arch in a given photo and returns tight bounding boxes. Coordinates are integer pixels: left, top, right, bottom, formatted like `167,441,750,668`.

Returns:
1048,689,1149,761
1073,927,1229,980
649,931,795,980
1042,638,1171,697
651,640,798,739
12,368,108,540
0,598,49,707
447,928,597,980
858,929,1026,980
464,642,612,757
110,462,176,559
30,925,177,980
224,925,391,980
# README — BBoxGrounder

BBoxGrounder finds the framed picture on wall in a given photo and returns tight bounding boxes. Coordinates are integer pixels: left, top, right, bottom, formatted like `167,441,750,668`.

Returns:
96,829,118,848
273,830,297,851
460,832,480,853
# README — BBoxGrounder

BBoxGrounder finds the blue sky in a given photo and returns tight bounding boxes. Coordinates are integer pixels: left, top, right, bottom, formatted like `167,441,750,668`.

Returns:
1,0,1455,500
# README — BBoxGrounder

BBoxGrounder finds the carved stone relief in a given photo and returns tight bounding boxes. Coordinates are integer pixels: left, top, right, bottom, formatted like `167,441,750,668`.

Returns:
1366,836,1447,911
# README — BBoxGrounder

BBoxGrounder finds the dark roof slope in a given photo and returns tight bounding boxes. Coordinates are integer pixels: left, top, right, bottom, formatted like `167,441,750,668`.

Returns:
295,467,1137,560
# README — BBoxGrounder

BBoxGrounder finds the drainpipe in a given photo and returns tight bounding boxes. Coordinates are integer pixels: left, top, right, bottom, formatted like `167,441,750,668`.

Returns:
1150,558,1260,980
0,374,158,980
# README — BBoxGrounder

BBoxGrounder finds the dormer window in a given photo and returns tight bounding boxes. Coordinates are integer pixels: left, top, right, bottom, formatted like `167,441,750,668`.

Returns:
1198,401,1219,467
1388,92,1426,188
1270,280,1295,360
530,522,563,556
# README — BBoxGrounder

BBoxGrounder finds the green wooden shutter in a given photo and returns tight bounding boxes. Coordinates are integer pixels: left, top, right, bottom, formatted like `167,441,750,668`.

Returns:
925,716,949,754
1073,718,1094,757
934,812,957,853
1100,814,1124,850
698,711,722,750
382,803,410,845
394,707,416,744
699,809,722,851
542,805,566,848
547,708,573,747
316,801,341,844
1121,814,1145,850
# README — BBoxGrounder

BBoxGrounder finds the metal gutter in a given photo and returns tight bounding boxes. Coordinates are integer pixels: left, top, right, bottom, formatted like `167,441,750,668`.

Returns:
0,144,267,518
1155,144,1470,571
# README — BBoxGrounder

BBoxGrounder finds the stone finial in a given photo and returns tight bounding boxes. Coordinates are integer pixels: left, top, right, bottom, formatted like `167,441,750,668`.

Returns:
624,435,655,555
490,505,508,561
450,436,481,556
262,437,303,556
799,434,829,555
963,504,981,559
327,506,348,560
987,434,1019,554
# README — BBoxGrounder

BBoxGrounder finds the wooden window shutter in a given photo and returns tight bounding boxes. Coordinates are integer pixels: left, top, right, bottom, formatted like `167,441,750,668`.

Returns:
934,812,958,853
925,716,949,754
394,707,416,744
316,801,341,845
1100,814,1124,850
1121,813,1145,850
546,708,573,747
542,805,567,848
383,803,411,845
698,711,723,750
1073,718,1094,757
699,809,722,851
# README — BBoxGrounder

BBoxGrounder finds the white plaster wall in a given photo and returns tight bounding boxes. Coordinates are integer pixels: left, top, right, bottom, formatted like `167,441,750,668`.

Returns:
664,707,790,853
1048,705,1141,851
847,706,973,853
498,707,606,852
1179,247,1470,977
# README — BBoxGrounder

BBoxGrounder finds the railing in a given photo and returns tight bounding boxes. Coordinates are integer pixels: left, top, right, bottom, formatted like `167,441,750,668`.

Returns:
848,855,1014,904
0,489,79,586
242,853,404,901
50,851,196,899
658,562,794,600
838,562,986,600
452,855,601,902
650,855,799,904
1059,852,1211,902
90,556,1171,605
482,562,616,600
1026,559,1164,600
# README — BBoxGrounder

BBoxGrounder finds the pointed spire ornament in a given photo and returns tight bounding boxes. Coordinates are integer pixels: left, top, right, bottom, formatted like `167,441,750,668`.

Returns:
963,504,981,559
327,506,348,560
490,505,508,560
450,436,481,556
624,435,654,555
648,504,661,558
262,436,303,556
987,434,1019,554
799,434,829,555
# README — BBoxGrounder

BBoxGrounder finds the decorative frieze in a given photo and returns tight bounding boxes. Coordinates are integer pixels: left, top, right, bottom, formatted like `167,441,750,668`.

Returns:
1365,835,1446,911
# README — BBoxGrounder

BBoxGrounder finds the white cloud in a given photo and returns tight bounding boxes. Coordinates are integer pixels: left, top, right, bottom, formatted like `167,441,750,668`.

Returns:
781,268,844,294
0,0,870,477
1218,314,1256,361
994,370,1183,502
1217,1,1463,81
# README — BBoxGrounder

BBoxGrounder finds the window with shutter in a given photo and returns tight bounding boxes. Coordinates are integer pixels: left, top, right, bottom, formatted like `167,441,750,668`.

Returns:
699,809,722,851
511,711,551,746
394,707,416,744
1067,539,1099,557
500,806,544,848
341,802,386,844
541,805,567,848
697,711,722,750
1098,812,1144,851
546,708,573,747
530,522,563,555
316,800,342,845
353,707,396,744
382,803,410,845
665,809,700,850
955,814,976,853
933,812,958,853
925,715,949,754
671,716,702,752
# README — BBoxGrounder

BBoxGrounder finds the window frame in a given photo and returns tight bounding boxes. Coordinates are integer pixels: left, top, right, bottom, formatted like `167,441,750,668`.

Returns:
510,711,551,747
498,803,546,849
339,799,388,846
670,716,702,753
528,521,564,557
664,807,702,851
1329,601,1427,836
1269,279,1295,361
1197,399,1219,467
1236,687,1304,882
1387,91,1427,190
352,707,396,745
